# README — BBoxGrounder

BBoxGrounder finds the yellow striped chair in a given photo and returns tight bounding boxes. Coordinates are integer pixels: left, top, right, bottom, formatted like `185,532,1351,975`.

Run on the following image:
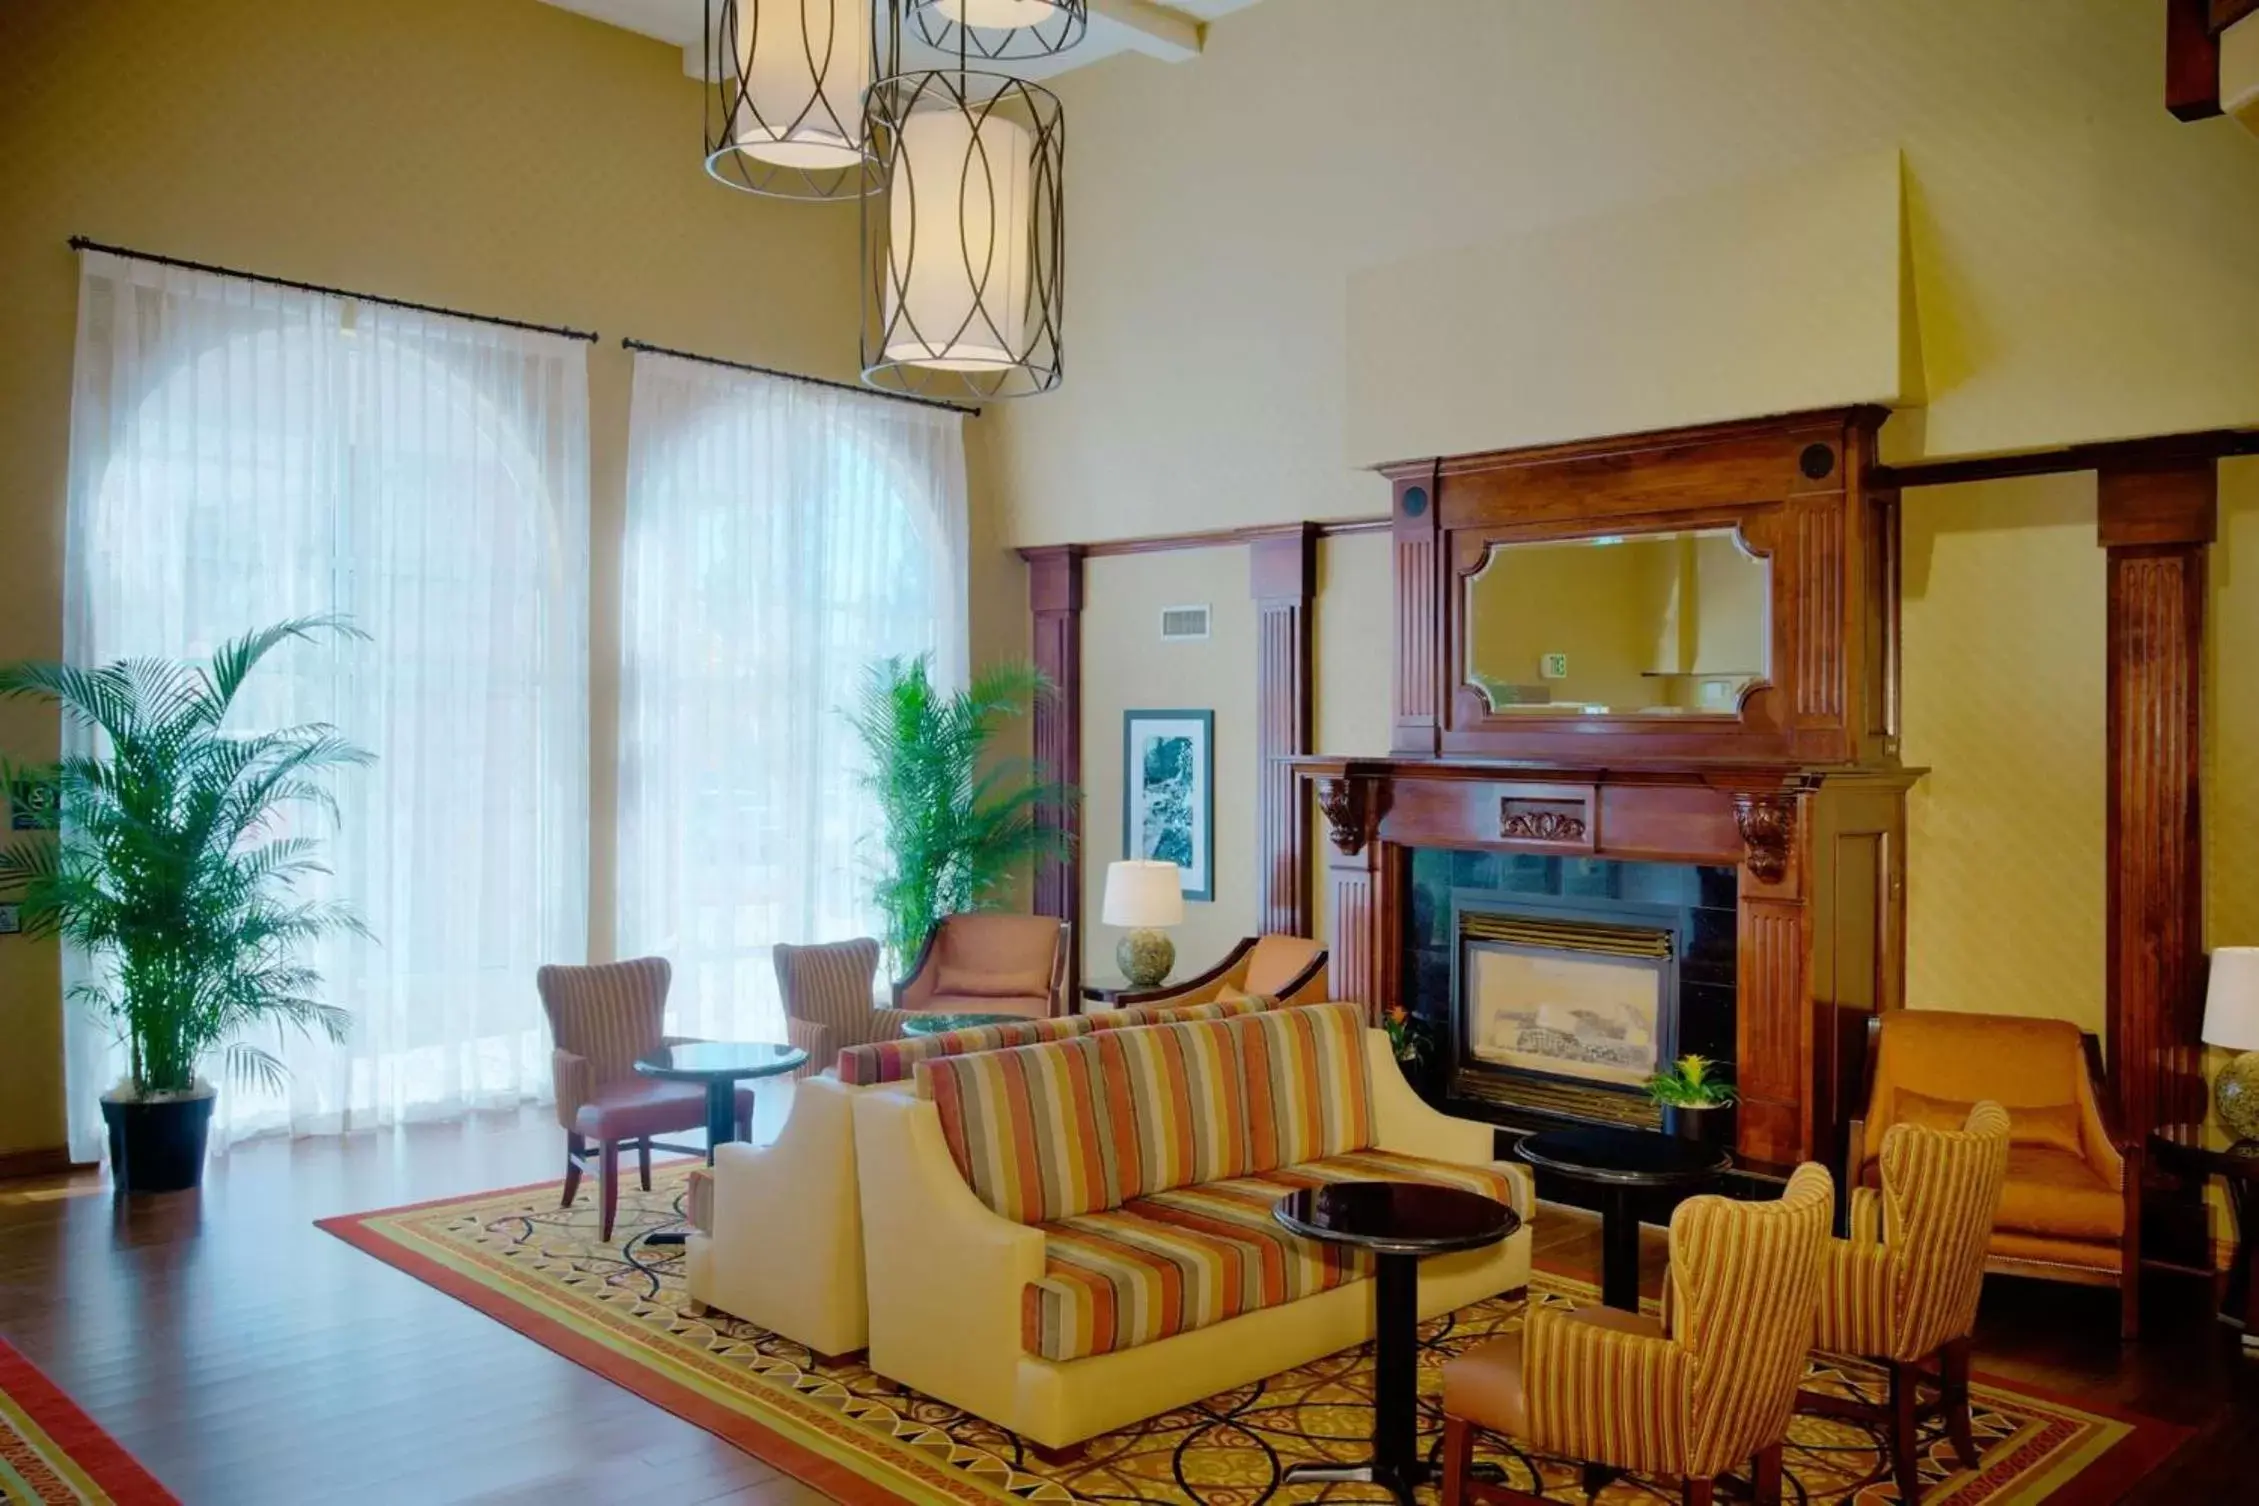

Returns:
775,938,906,1078
538,957,751,1243
1800,1099,2012,1505
1441,1163,1835,1506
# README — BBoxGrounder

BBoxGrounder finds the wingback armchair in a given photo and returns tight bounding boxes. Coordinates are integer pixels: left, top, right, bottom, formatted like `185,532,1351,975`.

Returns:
776,938,908,1078
1090,935,1328,1011
1847,1010,2141,1338
537,957,751,1243
892,913,1070,1019
1440,1164,1835,1506
1803,1100,2011,1505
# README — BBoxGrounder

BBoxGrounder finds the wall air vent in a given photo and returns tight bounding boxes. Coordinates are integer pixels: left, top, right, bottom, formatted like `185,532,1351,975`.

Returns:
1159,605,1211,642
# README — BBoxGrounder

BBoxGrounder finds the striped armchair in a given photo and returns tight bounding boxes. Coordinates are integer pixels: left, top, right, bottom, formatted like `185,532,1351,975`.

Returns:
1801,1100,2011,1505
775,938,907,1078
538,957,751,1243
1441,1163,1835,1506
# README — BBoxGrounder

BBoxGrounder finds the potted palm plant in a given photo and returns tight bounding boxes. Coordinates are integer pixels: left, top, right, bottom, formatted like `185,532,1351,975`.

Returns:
845,655,1073,972
0,618,372,1193
1646,1053,1738,1147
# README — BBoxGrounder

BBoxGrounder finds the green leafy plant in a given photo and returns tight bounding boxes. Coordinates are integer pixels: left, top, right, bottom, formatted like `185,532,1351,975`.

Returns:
845,654,1074,971
0,618,373,1099
1382,1004,1435,1067
1645,1053,1737,1108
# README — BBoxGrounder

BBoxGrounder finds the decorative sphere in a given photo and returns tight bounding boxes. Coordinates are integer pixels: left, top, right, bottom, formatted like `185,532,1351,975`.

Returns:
2218,1051,2259,1143
1116,928,1174,989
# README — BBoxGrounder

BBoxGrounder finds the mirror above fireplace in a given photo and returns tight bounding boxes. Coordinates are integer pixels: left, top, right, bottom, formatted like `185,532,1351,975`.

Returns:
1462,528,1770,716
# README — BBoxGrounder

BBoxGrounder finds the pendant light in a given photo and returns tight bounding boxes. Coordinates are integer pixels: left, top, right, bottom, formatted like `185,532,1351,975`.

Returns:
704,0,897,200
860,11,1069,398
905,0,1087,62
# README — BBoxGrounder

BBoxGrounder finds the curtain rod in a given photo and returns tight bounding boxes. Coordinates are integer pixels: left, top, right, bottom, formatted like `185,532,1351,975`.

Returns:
67,236,600,343
620,337,980,418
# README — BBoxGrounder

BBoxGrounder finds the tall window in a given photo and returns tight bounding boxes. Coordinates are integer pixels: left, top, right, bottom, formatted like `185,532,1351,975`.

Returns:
60,251,590,1157
616,353,968,1041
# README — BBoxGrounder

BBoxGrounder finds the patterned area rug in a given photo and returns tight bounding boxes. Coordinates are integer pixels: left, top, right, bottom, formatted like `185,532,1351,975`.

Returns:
321,1165,2182,1506
0,1339,176,1504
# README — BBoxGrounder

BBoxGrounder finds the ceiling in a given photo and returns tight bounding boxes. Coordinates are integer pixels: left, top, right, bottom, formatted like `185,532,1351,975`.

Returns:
538,0,1264,78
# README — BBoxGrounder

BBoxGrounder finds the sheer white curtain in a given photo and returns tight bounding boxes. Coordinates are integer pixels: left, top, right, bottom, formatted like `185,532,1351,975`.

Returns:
60,250,590,1157
617,352,967,1042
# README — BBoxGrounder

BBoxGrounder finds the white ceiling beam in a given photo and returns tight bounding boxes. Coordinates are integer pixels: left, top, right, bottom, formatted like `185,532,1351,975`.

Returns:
1088,0,1204,62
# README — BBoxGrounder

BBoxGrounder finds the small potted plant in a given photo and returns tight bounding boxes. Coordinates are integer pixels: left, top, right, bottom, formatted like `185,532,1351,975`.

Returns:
1382,1004,1439,1098
1646,1054,1736,1147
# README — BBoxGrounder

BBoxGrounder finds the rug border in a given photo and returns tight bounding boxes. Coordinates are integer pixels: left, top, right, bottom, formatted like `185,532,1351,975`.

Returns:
317,1206,919,1506
0,1339,179,1506
317,1189,2193,1506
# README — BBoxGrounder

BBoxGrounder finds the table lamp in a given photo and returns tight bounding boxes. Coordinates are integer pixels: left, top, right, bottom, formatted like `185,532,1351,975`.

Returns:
1102,859,1183,988
2203,946,2259,1142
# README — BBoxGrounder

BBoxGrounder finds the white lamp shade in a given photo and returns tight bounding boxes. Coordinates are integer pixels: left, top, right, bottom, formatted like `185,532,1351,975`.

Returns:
728,0,872,170
934,0,1066,25
883,103,1032,371
1102,860,1184,929
2204,946,2259,1051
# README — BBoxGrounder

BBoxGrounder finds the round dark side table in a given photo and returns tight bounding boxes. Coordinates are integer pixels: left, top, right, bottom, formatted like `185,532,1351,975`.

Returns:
1517,1125,1732,1311
2149,1122,2259,1350
1273,1180,1520,1504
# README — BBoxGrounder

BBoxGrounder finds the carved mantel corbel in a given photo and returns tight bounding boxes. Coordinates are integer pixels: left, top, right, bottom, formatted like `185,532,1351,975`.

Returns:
1731,791,1797,883
1314,775,1376,856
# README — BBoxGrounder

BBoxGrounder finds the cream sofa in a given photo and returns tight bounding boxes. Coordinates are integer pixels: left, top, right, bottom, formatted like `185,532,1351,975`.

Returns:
684,998,1269,1359
852,1002,1533,1452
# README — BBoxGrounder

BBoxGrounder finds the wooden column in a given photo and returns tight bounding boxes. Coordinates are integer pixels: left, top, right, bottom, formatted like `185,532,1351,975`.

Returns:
1733,789,1813,1167
1252,526,1317,937
1022,545,1085,982
1390,465,1442,757
1314,775,1387,1018
2100,459,2215,1138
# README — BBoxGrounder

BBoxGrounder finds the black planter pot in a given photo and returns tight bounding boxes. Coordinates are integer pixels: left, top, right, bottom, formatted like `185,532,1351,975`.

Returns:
101,1091,216,1194
1660,1101,1735,1149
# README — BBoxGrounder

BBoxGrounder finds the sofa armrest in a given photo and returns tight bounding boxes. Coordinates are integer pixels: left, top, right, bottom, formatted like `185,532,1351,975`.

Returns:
786,1017,837,1080
1523,1305,1689,1476
551,1048,592,1132
1363,1030,1534,1214
851,1087,1045,1419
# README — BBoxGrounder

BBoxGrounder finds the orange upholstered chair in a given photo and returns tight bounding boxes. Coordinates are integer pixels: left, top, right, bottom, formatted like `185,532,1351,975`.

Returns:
1802,1100,2012,1505
1440,1163,1835,1506
1092,934,1329,1011
892,913,1070,1019
1847,1011,2140,1338
537,957,751,1242
775,938,910,1078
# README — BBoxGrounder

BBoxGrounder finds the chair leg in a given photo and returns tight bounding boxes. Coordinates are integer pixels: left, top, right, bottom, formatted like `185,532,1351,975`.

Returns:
638,1136,653,1191
561,1132,585,1208
1751,1442,1783,1506
1889,1358,1923,1506
1940,1336,1980,1470
1441,1416,1474,1506
599,1138,620,1244
2119,1262,2141,1342
1680,1477,1714,1506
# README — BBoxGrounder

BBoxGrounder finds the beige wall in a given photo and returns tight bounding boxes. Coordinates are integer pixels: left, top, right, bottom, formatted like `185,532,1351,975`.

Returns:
993,0,2259,549
0,0,1018,1154
1078,549,1257,980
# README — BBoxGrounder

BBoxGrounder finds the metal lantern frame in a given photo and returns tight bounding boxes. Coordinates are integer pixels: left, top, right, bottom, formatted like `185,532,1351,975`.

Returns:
859,67,1066,400
703,0,900,201
904,0,1089,64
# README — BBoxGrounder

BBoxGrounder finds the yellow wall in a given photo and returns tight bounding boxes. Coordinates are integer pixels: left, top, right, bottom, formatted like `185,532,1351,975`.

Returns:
1078,549,1258,980
0,0,1005,1154
992,0,2259,548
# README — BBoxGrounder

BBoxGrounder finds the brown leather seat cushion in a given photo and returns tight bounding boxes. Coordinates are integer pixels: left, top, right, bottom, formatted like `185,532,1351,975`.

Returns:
1443,1306,1666,1438
1995,1146,2122,1242
573,1079,756,1141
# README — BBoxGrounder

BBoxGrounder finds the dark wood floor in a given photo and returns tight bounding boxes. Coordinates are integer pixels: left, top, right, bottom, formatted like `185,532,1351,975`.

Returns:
0,1101,2248,1505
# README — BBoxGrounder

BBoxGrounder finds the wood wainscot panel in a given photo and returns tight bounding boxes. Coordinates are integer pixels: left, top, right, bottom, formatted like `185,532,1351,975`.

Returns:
1020,545,1085,982
1251,527,1317,937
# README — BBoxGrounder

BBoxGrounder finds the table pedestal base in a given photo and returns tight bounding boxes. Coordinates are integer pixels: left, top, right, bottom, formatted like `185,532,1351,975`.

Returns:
1281,1251,1425,1504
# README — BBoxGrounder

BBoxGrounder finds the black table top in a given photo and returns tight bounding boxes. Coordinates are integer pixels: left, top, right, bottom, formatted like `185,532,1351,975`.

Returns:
633,1042,807,1081
1272,1180,1520,1258
1516,1125,1733,1187
2151,1121,2259,1176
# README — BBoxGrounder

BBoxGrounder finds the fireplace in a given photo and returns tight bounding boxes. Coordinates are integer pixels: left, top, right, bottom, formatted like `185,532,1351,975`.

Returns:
1405,850,1737,1134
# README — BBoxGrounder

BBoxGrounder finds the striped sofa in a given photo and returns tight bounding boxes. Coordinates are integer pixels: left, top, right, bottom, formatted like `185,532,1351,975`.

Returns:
852,1002,1534,1451
683,995,1268,1359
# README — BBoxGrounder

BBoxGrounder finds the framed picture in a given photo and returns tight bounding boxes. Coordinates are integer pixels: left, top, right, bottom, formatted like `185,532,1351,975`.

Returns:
1122,710,1214,902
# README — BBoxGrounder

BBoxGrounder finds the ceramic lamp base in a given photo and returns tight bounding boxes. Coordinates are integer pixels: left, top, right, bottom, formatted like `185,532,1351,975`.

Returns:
2218,1050,2259,1142
1116,929,1174,988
